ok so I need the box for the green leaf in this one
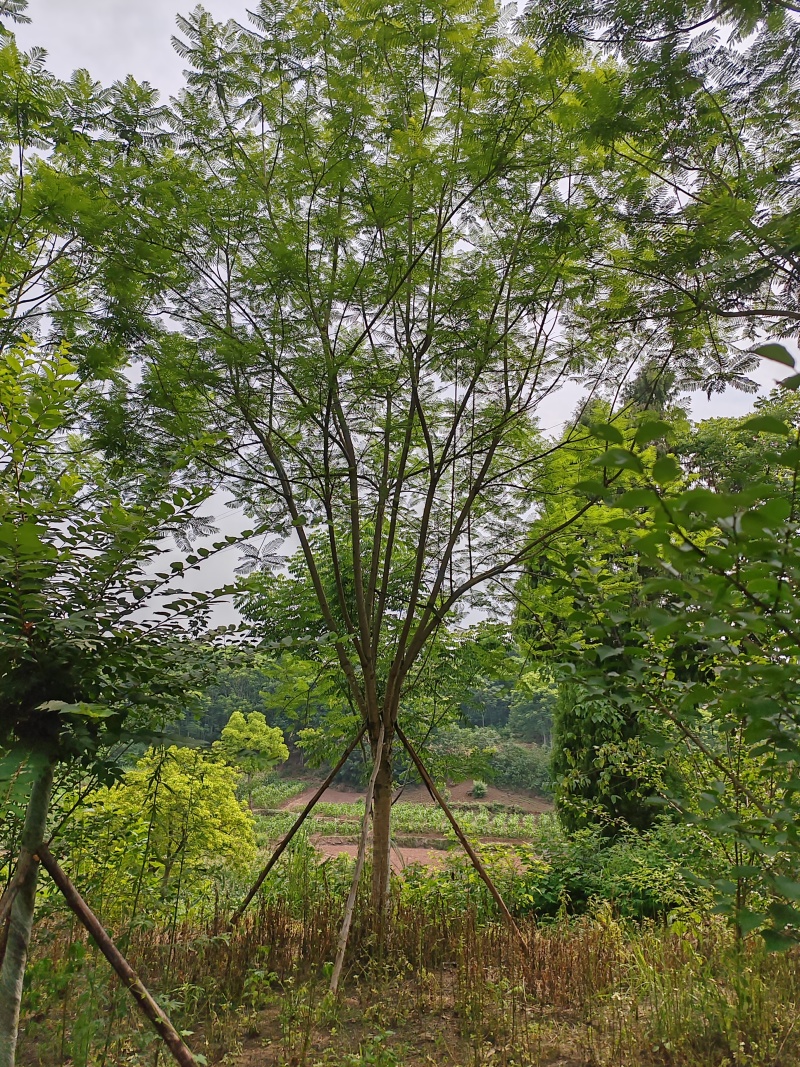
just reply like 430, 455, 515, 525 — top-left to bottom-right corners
780, 374, 800, 390
772, 877, 800, 902
753, 343, 795, 368
741, 415, 790, 435
768, 901, 800, 927
634, 420, 673, 446
618, 488, 661, 510
593, 447, 643, 473
735, 909, 765, 935
604, 516, 637, 530
651, 455, 682, 485
589, 422, 624, 445
762, 929, 797, 952
616, 488, 658, 509
572, 478, 609, 497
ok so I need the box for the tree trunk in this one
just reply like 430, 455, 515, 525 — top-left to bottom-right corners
0, 764, 53, 1067
331, 722, 384, 994
370, 730, 393, 941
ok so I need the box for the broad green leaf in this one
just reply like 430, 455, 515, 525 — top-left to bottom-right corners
741, 415, 790, 435
651, 455, 682, 485
772, 876, 800, 902
735, 909, 765, 935
634, 420, 673, 446
616, 488, 658, 508
753, 343, 795, 368
593, 447, 643, 473
589, 422, 624, 445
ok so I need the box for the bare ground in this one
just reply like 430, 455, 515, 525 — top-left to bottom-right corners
281, 780, 553, 814
229, 981, 595, 1067
312, 839, 449, 871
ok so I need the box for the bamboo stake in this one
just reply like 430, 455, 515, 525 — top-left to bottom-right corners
330, 722, 385, 994
231, 723, 367, 925
35, 844, 199, 1067
396, 725, 526, 946
0, 850, 34, 931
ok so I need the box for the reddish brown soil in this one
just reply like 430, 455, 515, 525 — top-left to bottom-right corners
314, 839, 449, 870
397, 779, 553, 813
282, 780, 553, 814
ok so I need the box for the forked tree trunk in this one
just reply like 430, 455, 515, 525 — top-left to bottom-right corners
0, 764, 53, 1067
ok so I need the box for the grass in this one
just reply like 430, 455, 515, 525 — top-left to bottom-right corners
13, 774, 795, 1067
248, 776, 309, 810
16, 838, 800, 1067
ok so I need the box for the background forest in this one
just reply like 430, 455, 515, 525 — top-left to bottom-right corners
2, 0, 800, 1064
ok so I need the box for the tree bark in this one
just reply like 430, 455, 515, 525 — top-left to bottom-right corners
369, 726, 393, 939
0, 853, 34, 935
0, 764, 53, 1067
330, 723, 384, 994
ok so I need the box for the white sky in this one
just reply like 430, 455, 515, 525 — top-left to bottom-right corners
13, 1, 789, 614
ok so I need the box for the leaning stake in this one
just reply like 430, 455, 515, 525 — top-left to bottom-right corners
0, 850, 34, 933
231, 723, 367, 925
396, 725, 526, 945
35, 844, 199, 1067
330, 721, 385, 994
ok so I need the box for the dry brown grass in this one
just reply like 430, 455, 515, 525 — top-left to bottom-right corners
17, 880, 800, 1067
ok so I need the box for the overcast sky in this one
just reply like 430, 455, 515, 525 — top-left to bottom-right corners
12, 1, 789, 614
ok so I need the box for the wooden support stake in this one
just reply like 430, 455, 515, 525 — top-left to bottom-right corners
36, 844, 199, 1067
231, 723, 368, 925
396, 725, 526, 946
330, 722, 384, 994
0, 849, 34, 930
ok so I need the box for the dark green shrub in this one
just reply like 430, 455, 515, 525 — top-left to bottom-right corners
489, 740, 552, 797
552, 686, 667, 834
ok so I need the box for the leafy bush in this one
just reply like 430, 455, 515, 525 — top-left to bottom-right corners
488, 739, 552, 796
402, 815, 709, 922
427, 724, 553, 796
67, 746, 256, 923
521, 816, 711, 920
215, 711, 289, 775
471, 779, 488, 798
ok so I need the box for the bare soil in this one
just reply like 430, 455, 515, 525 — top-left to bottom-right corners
282, 780, 553, 814
397, 779, 553, 813
230, 981, 591, 1067
313, 839, 450, 870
